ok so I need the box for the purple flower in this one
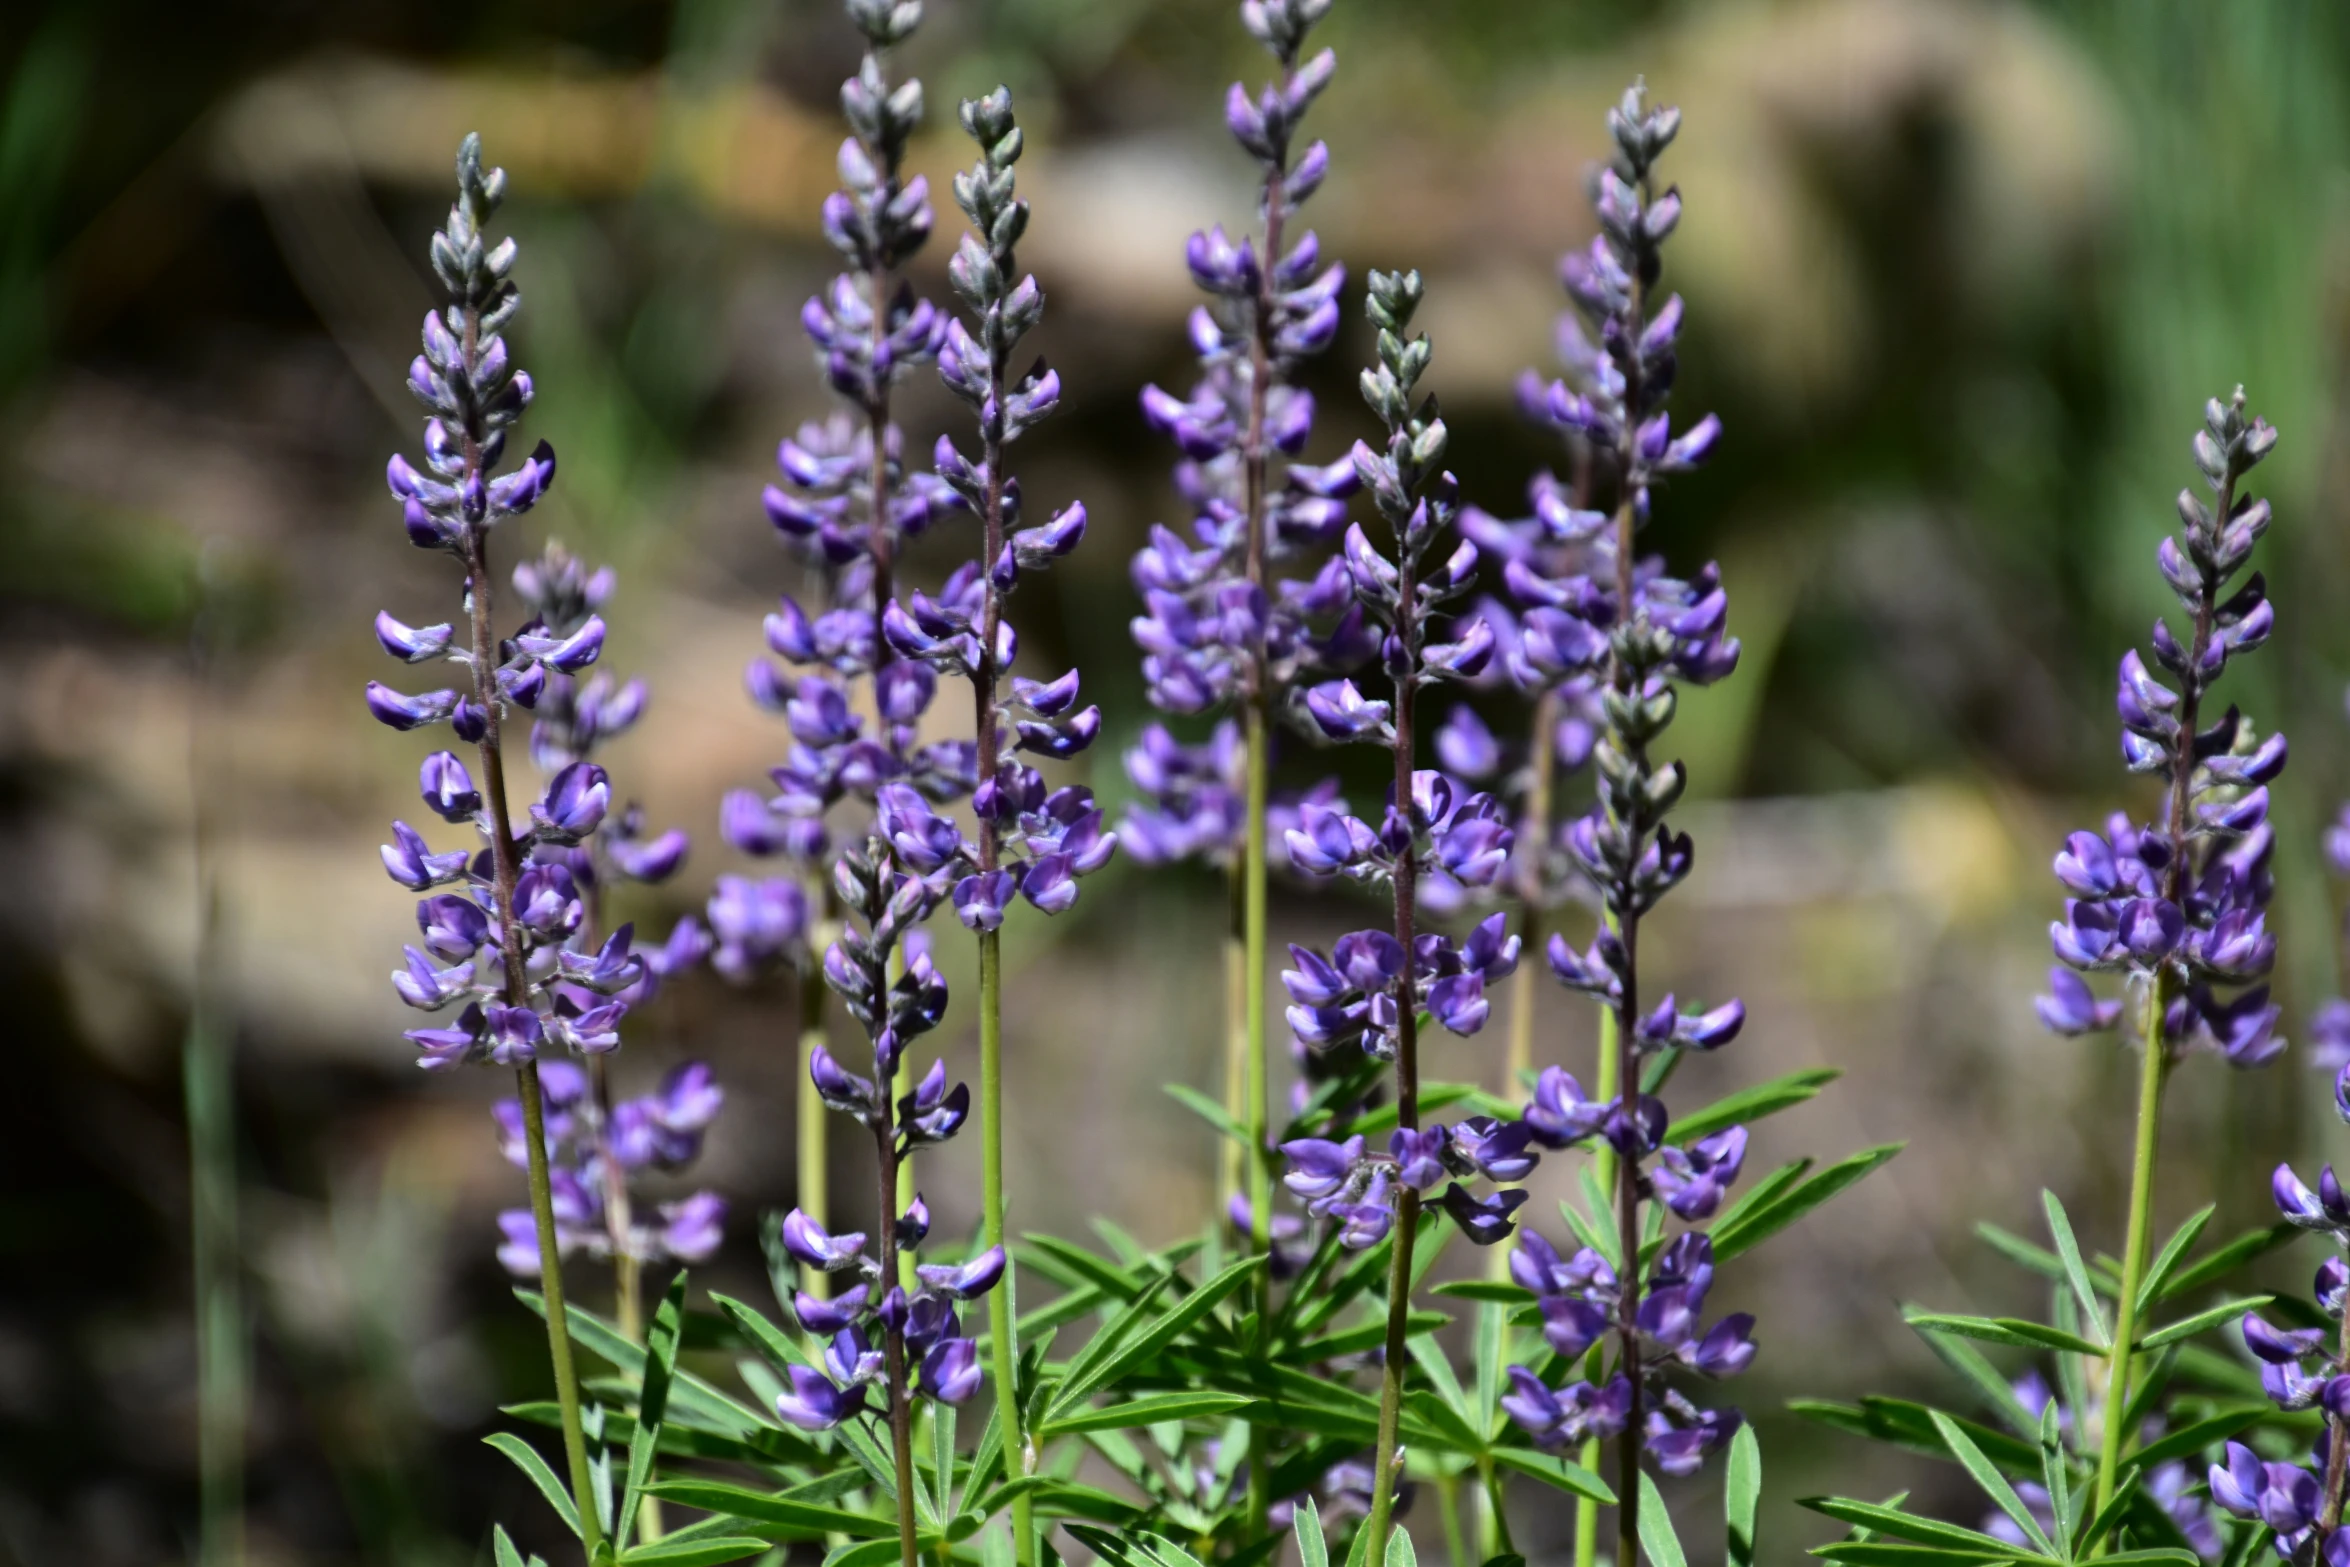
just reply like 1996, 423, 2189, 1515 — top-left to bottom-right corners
775, 1365, 867, 1431
781, 1209, 868, 1273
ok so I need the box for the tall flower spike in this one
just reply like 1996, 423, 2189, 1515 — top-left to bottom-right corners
2036, 389, 2283, 1518
1486, 87, 1750, 1565
1294, 267, 1535, 1563
729, 0, 969, 1352
794, 788, 992, 1567
367, 134, 604, 1554
1125, 0, 1360, 1406
916, 86, 1114, 1565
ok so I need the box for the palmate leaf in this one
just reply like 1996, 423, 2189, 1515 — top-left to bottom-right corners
1792, 1396, 2038, 1474
2126, 1404, 2268, 1469
517, 1288, 782, 1450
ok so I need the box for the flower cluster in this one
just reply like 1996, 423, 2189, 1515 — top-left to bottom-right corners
370, 143, 684, 1079
1502, 1232, 1752, 1474
731, 0, 969, 894
1120, 719, 1347, 874
888, 85, 1115, 933
493, 1060, 727, 1275
2035, 390, 2284, 1066
1499, 83, 1752, 1493
771, 788, 1002, 1426
1283, 905, 1520, 1057
1280, 1114, 1537, 1250
1126, 0, 1356, 729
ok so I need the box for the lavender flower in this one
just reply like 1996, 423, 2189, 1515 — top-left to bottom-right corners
1492, 84, 1750, 1509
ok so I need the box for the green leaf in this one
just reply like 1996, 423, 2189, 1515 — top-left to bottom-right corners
1021, 1234, 1156, 1301
1974, 1222, 2068, 1285
485, 1432, 583, 1539
1040, 1391, 1257, 1436
620, 1272, 690, 1543
2138, 1296, 2271, 1351
1712, 1144, 1903, 1262
2126, 1405, 2268, 1469
1295, 1497, 1329, 1567
1638, 1474, 1687, 1567
2072, 1464, 2143, 1557
1473, 1300, 1505, 1442
1906, 1313, 2105, 1356
707, 1294, 899, 1500
1929, 1410, 2052, 1556
1056, 1255, 1256, 1408
2159, 1224, 2297, 1303
825, 1540, 920, 1567
1348, 1083, 1511, 1138
1343, 1510, 1376, 1567
1165, 1083, 1247, 1144
1571, 1167, 1620, 1270
2219, 1525, 2273, 1567
1727, 1423, 1760, 1567
617, 1539, 772, 1567
1289, 1310, 1452, 1366
1430, 1281, 1534, 1306
1667, 1067, 1840, 1143
1026, 1482, 1148, 1523
494, 1524, 530, 1567
1797, 1498, 2023, 1557
643, 1480, 896, 1540
1489, 1445, 1615, 1504
2093, 1555, 2202, 1566
1386, 1522, 1418, 1567
1902, 1311, 2040, 1435
2037, 1400, 2074, 1548
2040, 1192, 2110, 1347
517, 1289, 777, 1445
1810, 1546, 2020, 1566
2136, 1205, 2216, 1312
1710, 1159, 1813, 1240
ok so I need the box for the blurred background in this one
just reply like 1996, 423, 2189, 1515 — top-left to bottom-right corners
4, 0, 2349, 1561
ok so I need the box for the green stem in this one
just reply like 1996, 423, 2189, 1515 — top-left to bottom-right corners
1242, 700, 1273, 1542
979, 929, 1035, 1565
1482, 1459, 1515, 1556
1572, 986, 1620, 1567
2094, 968, 2170, 1517
1365, 1194, 1423, 1560
186, 588, 245, 1567
798, 958, 832, 1301
1222, 870, 1247, 1213
874, 1113, 922, 1567
1438, 1472, 1468, 1567
518, 1062, 604, 1557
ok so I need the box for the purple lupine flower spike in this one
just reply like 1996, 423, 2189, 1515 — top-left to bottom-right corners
2035, 389, 2282, 1066
1486, 84, 1756, 1498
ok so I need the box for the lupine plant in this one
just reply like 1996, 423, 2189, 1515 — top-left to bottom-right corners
367, 133, 610, 1554
726, 0, 964, 1296
1798, 396, 2292, 1567
347, 19, 2319, 1567
1129, 0, 1358, 1271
